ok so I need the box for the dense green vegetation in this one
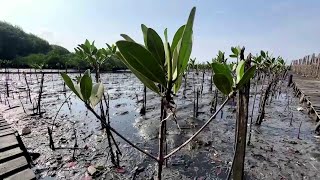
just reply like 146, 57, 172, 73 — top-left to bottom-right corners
0, 21, 126, 71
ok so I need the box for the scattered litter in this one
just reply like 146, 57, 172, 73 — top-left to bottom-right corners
87, 165, 97, 175
297, 107, 304, 111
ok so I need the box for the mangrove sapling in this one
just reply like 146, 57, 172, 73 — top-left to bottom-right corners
116, 7, 197, 179
61, 72, 158, 160
256, 56, 286, 125
75, 41, 121, 167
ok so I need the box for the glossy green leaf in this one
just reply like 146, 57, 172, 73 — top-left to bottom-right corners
164, 29, 172, 81
106, 43, 112, 50
120, 34, 135, 42
90, 83, 104, 107
115, 52, 160, 94
171, 25, 185, 53
213, 73, 233, 95
61, 73, 81, 99
236, 65, 256, 89
80, 74, 92, 101
236, 60, 245, 83
141, 24, 148, 45
229, 54, 237, 58
172, 40, 180, 80
146, 28, 165, 66
164, 28, 168, 42
231, 47, 238, 55
211, 62, 233, 84
85, 39, 90, 48
177, 7, 196, 76
116, 40, 166, 86
74, 84, 83, 100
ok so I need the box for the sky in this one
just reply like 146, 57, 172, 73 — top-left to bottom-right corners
1, 0, 320, 63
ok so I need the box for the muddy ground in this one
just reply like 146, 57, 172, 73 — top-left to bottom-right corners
0, 70, 320, 180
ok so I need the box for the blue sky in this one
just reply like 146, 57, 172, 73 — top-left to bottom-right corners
1, 0, 319, 62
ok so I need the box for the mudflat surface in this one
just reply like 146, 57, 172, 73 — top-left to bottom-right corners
0, 70, 320, 179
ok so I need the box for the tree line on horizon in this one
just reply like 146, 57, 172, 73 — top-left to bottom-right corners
0, 21, 126, 71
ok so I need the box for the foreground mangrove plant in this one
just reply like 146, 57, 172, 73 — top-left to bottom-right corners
61, 7, 258, 180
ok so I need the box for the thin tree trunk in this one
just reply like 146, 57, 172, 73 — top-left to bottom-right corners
256, 81, 273, 125
157, 98, 166, 180
233, 53, 251, 180
24, 73, 32, 103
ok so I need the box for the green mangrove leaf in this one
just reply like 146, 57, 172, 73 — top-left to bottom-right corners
61, 73, 81, 99
173, 74, 183, 94
177, 7, 196, 76
236, 65, 256, 89
90, 83, 104, 107
172, 40, 180, 80
213, 73, 233, 95
120, 34, 135, 42
236, 60, 245, 83
231, 47, 238, 55
74, 84, 83, 100
146, 28, 165, 66
115, 52, 160, 94
164, 28, 172, 78
80, 74, 92, 101
141, 24, 148, 45
171, 25, 185, 53
164, 28, 168, 42
116, 40, 166, 86
211, 62, 233, 84
85, 39, 91, 48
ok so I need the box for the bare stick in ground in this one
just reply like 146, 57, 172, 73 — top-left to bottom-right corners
298, 121, 303, 139
18, 92, 26, 114
37, 73, 44, 116
23, 72, 32, 103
